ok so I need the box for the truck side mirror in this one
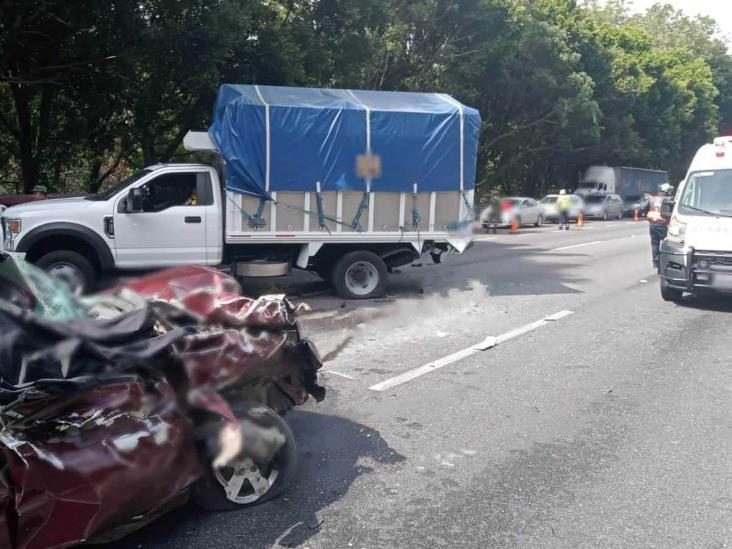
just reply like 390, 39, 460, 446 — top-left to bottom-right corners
126, 188, 144, 213
661, 199, 675, 221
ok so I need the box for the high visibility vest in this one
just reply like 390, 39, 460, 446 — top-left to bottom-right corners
557, 196, 571, 211
647, 195, 667, 224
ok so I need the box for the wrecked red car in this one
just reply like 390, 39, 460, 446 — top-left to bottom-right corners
0, 255, 324, 548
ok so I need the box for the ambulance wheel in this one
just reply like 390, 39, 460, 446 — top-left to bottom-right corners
660, 279, 683, 302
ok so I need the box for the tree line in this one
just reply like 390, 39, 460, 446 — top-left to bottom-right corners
1, 0, 730, 199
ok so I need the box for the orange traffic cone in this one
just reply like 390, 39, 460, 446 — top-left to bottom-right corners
577, 212, 584, 227
510, 216, 519, 234
634, 209, 639, 222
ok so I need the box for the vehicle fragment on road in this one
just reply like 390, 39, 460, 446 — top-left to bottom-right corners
0, 254, 325, 548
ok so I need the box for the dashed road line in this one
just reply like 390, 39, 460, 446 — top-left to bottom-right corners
368, 310, 575, 392
551, 240, 604, 252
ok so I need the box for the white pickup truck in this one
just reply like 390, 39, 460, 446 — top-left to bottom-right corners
1, 85, 480, 299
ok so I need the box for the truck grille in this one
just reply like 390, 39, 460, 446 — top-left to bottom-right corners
694, 251, 732, 268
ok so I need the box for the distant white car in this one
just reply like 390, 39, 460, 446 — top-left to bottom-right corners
492, 197, 544, 227
540, 194, 584, 222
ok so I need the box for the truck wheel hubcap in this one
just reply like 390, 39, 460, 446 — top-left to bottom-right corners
47, 263, 85, 296
345, 261, 379, 296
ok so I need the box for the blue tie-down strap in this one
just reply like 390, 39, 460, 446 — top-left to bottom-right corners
351, 192, 370, 232
461, 192, 474, 221
227, 194, 268, 229
315, 190, 330, 233
247, 197, 267, 229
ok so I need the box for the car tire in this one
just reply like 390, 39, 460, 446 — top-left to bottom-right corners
35, 250, 96, 296
332, 250, 387, 299
193, 402, 297, 512
660, 279, 683, 303
534, 215, 543, 227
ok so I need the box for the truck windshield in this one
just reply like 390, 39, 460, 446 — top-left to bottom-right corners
679, 170, 732, 217
576, 182, 597, 189
85, 170, 151, 201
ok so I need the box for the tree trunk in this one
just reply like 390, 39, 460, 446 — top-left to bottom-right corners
10, 84, 40, 193
9, 83, 54, 193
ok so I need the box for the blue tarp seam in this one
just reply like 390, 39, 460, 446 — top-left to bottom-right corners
253, 85, 271, 192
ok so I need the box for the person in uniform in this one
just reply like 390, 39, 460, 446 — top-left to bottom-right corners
647, 183, 674, 270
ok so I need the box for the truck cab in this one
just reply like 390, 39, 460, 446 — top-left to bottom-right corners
659, 136, 732, 301
1, 164, 223, 293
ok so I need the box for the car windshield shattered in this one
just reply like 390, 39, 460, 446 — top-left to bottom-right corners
679, 170, 732, 216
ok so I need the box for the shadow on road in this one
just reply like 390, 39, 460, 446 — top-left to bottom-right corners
386, 241, 590, 299
676, 293, 732, 312
109, 410, 405, 549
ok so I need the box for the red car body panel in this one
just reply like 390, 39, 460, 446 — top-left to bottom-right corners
2, 378, 199, 549
0, 195, 79, 208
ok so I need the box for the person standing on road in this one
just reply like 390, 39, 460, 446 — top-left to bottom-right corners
557, 189, 571, 230
487, 194, 501, 233
647, 183, 674, 270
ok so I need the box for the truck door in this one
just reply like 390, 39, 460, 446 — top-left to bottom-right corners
113, 170, 215, 268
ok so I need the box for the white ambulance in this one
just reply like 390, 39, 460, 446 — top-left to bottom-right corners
659, 136, 732, 301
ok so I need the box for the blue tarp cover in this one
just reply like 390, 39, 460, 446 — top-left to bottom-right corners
209, 85, 481, 198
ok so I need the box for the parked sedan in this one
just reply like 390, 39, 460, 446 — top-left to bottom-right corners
582, 193, 624, 220
480, 197, 544, 229
622, 193, 651, 216
540, 194, 584, 222
498, 197, 545, 227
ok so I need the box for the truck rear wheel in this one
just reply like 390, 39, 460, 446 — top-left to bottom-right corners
332, 251, 387, 299
35, 250, 96, 296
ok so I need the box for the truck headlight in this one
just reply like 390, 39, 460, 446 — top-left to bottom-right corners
6, 219, 21, 234
2, 218, 20, 252
667, 216, 686, 243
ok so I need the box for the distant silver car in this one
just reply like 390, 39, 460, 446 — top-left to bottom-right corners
540, 194, 584, 222
582, 193, 624, 220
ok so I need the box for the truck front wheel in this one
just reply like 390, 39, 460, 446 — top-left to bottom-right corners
35, 250, 96, 296
660, 278, 683, 303
332, 251, 387, 300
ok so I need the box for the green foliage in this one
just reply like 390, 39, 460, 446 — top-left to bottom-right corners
0, 0, 728, 195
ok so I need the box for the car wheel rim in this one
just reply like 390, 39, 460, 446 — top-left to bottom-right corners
214, 456, 279, 505
47, 263, 85, 296
345, 261, 379, 296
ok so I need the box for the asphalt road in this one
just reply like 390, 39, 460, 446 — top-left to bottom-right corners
112, 219, 732, 549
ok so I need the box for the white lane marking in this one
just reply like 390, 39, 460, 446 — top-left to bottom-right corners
368, 311, 574, 392
545, 310, 575, 321
551, 241, 604, 252
473, 235, 498, 241
323, 370, 355, 380
555, 226, 594, 232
